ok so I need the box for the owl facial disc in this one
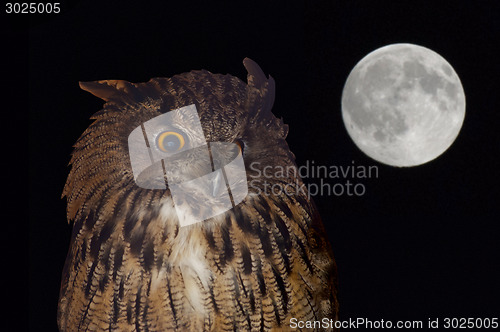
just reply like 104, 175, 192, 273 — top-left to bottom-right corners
128, 104, 248, 227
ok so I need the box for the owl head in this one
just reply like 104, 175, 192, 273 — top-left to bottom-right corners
63, 58, 297, 225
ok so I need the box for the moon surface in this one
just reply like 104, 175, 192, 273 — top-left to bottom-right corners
341, 43, 466, 167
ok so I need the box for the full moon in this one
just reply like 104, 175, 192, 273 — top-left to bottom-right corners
341, 43, 466, 167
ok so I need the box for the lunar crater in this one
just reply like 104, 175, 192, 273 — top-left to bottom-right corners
342, 43, 465, 167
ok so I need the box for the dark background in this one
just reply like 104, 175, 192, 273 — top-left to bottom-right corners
20, 0, 500, 330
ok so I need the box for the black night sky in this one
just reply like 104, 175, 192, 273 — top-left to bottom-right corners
19, 0, 500, 330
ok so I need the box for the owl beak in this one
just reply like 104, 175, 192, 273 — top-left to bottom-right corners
211, 170, 224, 197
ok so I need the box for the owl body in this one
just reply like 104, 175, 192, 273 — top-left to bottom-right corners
58, 59, 338, 331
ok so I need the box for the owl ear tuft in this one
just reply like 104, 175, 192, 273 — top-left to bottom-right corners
79, 80, 141, 102
243, 58, 276, 116
244, 58, 268, 90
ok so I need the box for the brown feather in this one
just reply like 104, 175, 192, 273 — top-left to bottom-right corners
58, 59, 338, 331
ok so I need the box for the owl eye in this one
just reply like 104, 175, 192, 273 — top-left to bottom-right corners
235, 139, 245, 156
157, 131, 186, 152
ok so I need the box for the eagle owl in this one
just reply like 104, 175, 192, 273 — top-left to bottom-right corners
58, 58, 338, 331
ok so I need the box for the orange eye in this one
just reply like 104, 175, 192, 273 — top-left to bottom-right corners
235, 139, 244, 156
157, 131, 185, 152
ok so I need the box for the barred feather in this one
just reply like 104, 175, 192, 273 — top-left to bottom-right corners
58, 58, 338, 331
